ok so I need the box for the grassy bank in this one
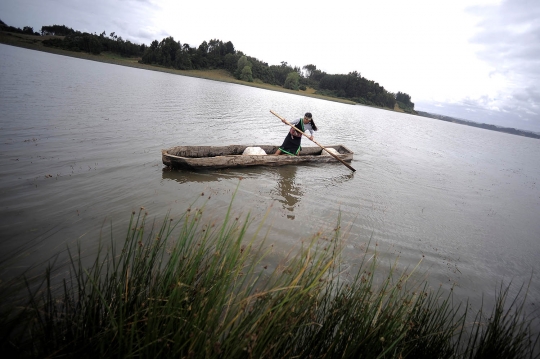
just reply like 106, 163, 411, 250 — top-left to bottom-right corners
0, 31, 356, 106
1, 192, 538, 358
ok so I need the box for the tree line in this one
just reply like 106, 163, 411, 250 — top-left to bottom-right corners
1, 20, 414, 112
138, 35, 414, 112
0, 19, 40, 36
40, 25, 146, 57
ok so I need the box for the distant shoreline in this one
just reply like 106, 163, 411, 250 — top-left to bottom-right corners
0, 31, 356, 106
416, 111, 540, 140
2, 31, 538, 140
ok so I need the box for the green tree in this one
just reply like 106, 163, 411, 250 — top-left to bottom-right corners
270, 61, 295, 86
198, 40, 209, 55
247, 56, 275, 84
224, 53, 240, 73
183, 43, 193, 53
141, 47, 156, 64
284, 71, 300, 90
41, 24, 76, 36
174, 49, 192, 70
240, 66, 253, 82
395, 91, 415, 112
225, 41, 235, 54
236, 55, 252, 79
87, 36, 102, 55
396, 92, 412, 105
159, 36, 181, 65
303, 64, 317, 78
190, 52, 208, 69
207, 39, 224, 68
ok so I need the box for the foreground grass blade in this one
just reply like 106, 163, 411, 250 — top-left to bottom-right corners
0, 193, 538, 358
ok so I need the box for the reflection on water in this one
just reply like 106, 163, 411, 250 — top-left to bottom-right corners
272, 166, 303, 220
162, 165, 305, 219
162, 164, 355, 221
162, 168, 225, 183
161, 166, 270, 183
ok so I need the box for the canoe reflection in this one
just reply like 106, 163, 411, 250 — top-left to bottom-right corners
162, 166, 354, 221
162, 167, 227, 183
161, 166, 267, 184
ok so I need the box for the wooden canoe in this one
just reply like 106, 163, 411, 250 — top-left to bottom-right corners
162, 145, 354, 170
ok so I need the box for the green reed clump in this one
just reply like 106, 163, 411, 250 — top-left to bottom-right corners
1, 198, 538, 358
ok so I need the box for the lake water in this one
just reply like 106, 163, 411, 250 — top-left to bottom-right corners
1, 44, 539, 318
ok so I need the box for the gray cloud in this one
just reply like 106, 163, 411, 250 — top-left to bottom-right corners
461, 0, 540, 131
417, 79, 540, 133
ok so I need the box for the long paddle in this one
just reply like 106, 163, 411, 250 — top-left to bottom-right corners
270, 110, 356, 172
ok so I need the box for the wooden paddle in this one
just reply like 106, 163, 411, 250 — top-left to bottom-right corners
270, 110, 356, 172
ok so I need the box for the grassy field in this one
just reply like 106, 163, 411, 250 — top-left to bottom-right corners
0, 31, 356, 106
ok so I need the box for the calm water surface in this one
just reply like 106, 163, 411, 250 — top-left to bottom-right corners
1, 44, 539, 316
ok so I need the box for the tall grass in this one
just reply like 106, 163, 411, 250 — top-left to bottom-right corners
1, 195, 538, 358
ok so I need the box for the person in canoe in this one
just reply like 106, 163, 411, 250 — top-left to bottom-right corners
274, 112, 318, 155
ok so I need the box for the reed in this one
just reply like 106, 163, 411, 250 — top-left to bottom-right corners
1, 196, 538, 358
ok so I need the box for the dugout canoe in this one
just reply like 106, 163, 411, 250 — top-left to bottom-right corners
162, 145, 354, 170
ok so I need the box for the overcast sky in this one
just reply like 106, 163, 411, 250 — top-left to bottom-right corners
2, 0, 539, 132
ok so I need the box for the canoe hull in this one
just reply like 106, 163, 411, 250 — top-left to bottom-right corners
162, 145, 353, 170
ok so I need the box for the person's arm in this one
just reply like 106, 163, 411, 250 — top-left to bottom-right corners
307, 125, 314, 140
